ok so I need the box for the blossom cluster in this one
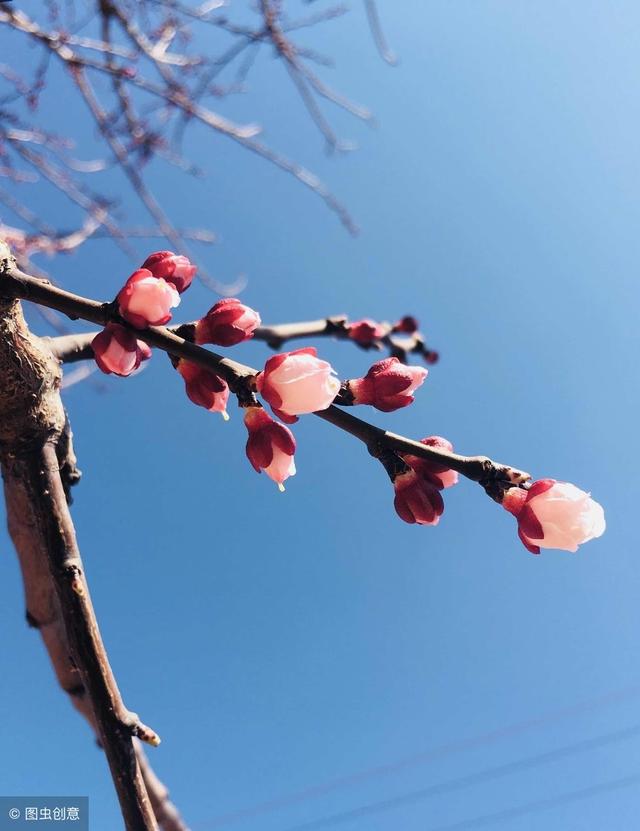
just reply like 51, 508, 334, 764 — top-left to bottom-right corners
92, 251, 193, 376
346, 315, 439, 364
90, 253, 606, 554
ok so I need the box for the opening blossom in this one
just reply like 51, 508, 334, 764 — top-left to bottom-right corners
347, 319, 386, 347
117, 269, 180, 329
256, 347, 340, 420
142, 251, 197, 294
177, 360, 230, 419
92, 324, 152, 377
502, 479, 606, 554
393, 469, 445, 526
402, 436, 459, 489
244, 406, 296, 491
348, 357, 427, 412
196, 298, 261, 347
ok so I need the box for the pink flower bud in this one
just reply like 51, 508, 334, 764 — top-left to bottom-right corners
393, 315, 419, 334
347, 319, 386, 346
92, 324, 151, 376
196, 298, 261, 347
177, 359, 230, 419
502, 479, 606, 554
349, 357, 427, 412
117, 268, 180, 328
402, 436, 459, 489
393, 469, 444, 526
256, 347, 341, 418
142, 250, 197, 294
244, 406, 296, 490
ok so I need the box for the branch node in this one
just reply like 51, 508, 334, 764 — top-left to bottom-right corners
477, 459, 532, 502
367, 441, 408, 480
126, 713, 162, 748
25, 609, 41, 629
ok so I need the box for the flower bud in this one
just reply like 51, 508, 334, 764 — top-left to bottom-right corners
347, 319, 386, 346
177, 359, 229, 419
195, 298, 261, 347
402, 436, 458, 489
92, 324, 151, 376
348, 357, 427, 412
393, 470, 444, 526
117, 268, 180, 328
141, 250, 197, 294
393, 315, 419, 334
244, 406, 296, 490
256, 347, 340, 418
502, 479, 606, 554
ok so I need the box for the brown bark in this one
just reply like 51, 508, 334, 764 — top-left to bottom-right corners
0, 241, 188, 831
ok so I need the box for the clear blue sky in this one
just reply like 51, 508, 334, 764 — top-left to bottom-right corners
1, 2, 638, 829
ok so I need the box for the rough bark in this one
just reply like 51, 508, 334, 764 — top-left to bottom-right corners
0, 241, 188, 831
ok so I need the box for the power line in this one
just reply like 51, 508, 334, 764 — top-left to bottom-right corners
195, 683, 640, 829
420, 773, 640, 831
278, 725, 640, 831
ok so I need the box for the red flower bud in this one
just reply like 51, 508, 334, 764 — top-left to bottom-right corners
244, 406, 296, 490
142, 250, 197, 294
177, 360, 229, 419
195, 298, 261, 347
348, 357, 427, 412
393, 315, 419, 334
402, 436, 458, 490
393, 470, 444, 526
347, 319, 386, 346
117, 268, 180, 328
92, 324, 151, 376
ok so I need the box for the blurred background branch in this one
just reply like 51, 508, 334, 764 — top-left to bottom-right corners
0, 1, 396, 280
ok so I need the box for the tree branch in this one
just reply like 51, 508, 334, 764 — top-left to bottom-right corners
363, 0, 398, 66
135, 741, 190, 831
0, 241, 189, 831
16, 441, 159, 829
0, 254, 530, 490
0, 4, 359, 236
44, 313, 438, 366
44, 319, 351, 362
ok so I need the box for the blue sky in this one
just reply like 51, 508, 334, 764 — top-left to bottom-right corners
1, 2, 639, 829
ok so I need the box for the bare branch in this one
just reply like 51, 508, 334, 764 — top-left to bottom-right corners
136, 741, 191, 831
1, 0, 374, 250
259, 0, 371, 152
363, 0, 398, 66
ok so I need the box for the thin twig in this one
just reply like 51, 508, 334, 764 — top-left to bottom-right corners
363, 0, 398, 66
0, 4, 360, 236
45, 313, 438, 366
